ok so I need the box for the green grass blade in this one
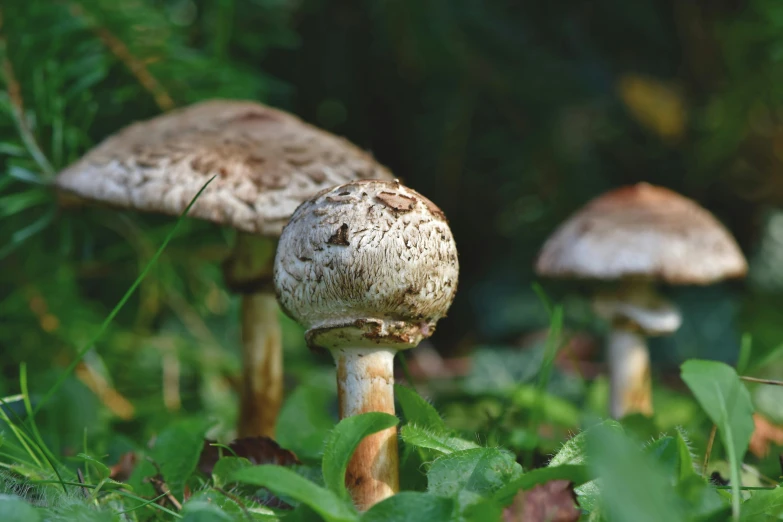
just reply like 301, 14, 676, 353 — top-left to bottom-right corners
33, 176, 216, 415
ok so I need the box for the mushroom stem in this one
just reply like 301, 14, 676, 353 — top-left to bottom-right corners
238, 293, 283, 438
333, 347, 399, 511
607, 329, 652, 418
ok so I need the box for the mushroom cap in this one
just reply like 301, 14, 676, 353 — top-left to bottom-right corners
535, 183, 748, 284
274, 180, 459, 350
55, 99, 394, 237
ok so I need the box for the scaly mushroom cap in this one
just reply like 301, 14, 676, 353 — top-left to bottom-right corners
55, 99, 393, 236
274, 180, 459, 350
535, 183, 748, 284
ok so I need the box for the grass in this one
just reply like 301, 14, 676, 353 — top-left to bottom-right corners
0, 230, 780, 521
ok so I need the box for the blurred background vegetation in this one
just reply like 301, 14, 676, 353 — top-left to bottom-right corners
3, 0, 783, 482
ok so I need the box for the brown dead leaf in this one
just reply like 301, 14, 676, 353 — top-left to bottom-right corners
749, 413, 783, 458
109, 452, 137, 482
503, 480, 580, 522
198, 436, 300, 475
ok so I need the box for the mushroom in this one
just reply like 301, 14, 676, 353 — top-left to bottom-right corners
273, 180, 459, 510
535, 183, 747, 418
54, 99, 394, 437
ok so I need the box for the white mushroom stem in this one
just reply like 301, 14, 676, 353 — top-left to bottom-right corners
607, 329, 653, 418
239, 293, 283, 438
225, 233, 284, 438
593, 280, 681, 419
333, 347, 399, 511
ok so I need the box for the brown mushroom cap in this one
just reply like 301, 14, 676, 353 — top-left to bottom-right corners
535, 183, 748, 284
55, 99, 394, 236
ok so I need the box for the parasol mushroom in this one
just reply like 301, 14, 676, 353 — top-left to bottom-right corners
535, 182, 747, 418
55, 99, 394, 437
274, 180, 459, 510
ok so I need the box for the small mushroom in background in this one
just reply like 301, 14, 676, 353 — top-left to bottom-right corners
535, 183, 747, 418
54, 99, 394, 437
274, 180, 459, 510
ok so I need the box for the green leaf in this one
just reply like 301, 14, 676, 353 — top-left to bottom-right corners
494, 464, 591, 506
395, 385, 446, 432
0, 495, 40, 522
548, 419, 623, 467
740, 487, 783, 520
644, 430, 698, 483
232, 465, 358, 522
400, 424, 480, 455
362, 492, 455, 521
427, 448, 523, 512
276, 384, 336, 461
181, 500, 236, 522
681, 359, 755, 520
188, 489, 275, 518
211, 457, 252, 489
322, 412, 399, 501
75, 453, 111, 480
152, 418, 211, 501
586, 423, 687, 522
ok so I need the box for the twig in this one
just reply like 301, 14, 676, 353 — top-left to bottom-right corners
76, 468, 90, 499
146, 476, 183, 510
741, 375, 783, 386
0, 8, 56, 178
75, 361, 136, 420
69, 2, 175, 111
702, 424, 717, 477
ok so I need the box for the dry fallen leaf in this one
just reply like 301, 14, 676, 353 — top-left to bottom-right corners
502, 480, 581, 522
749, 412, 783, 458
198, 436, 300, 475
109, 452, 137, 481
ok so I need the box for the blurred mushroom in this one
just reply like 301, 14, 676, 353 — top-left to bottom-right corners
535, 183, 747, 418
55, 99, 393, 437
274, 180, 459, 510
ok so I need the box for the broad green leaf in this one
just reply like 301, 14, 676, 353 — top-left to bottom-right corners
187, 490, 277, 519
362, 492, 455, 521
676, 475, 728, 521
494, 464, 591, 506
400, 425, 480, 455
427, 448, 523, 512
181, 500, 235, 522
211, 457, 252, 489
0, 495, 40, 522
681, 359, 754, 520
277, 384, 336, 461
586, 423, 687, 522
395, 385, 446, 432
232, 465, 358, 522
322, 412, 399, 501
644, 430, 698, 483
646, 433, 725, 518
152, 418, 211, 500
740, 487, 783, 520
548, 419, 623, 467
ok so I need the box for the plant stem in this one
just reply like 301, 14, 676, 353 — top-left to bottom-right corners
238, 293, 283, 438
607, 329, 652, 418
333, 347, 399, 511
